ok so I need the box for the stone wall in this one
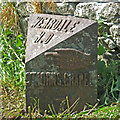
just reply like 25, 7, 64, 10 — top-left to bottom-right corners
17, 2, 120, 60
74, 2, 120, 60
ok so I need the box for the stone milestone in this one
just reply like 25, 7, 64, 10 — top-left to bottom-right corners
25, 14, 98, 113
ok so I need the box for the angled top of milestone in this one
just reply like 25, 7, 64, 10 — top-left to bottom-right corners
25, 14, 97, 63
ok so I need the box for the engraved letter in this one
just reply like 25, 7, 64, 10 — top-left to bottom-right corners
70, 21, 80, 32
44, 33, 54, 44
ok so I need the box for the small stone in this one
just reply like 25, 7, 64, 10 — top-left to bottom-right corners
110, 25, 120, 47
98, 37, 116, 49
103, 51, 119, 60
117, 53, 120, 59
104, 38, 116, 49
110, 24, 120, 37
56, 3, 76, 15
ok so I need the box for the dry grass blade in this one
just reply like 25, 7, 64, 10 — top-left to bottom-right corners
59, 97, 80, 117
86, 101, 99, 115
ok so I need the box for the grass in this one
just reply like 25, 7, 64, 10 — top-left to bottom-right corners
1, 77, 25, 119
1, 80, 120, 119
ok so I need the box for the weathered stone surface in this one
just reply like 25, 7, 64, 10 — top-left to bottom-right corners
74, 2, 120, 61
55, 3, 76, 15
74, 2, 120, 23
100, 3, 120, 23
74, 2, 99, 20
26, 2, 76, 15
25, 14, 97, 113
